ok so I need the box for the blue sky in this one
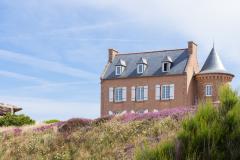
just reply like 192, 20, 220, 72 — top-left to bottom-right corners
0, 0, 239, 121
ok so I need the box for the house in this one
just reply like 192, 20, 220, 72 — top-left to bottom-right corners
100, 41, 234, 117
0, 103, 22, 116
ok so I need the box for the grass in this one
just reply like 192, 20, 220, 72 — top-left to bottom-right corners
44, 119, 60, 124
0, 107, 193, 160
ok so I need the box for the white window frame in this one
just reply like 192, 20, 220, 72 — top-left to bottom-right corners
137, 64, 144, 74
162, 62, 170, 72
115, 66, 124, 75
161, 85, 170, 100
114, 87, 123, 102
161, 84, 174, 100
205, 85, 213, 97
136, 86, 145, 101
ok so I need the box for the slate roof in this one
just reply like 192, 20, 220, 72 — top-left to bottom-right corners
102, 49, 189, 80
137, 57, 148, 64
199, 47, 233, 75
116, 59, 127, 66
162, 56, 173, 63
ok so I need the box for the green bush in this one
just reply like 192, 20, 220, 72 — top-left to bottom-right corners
135, 85, 240, 160
44, 119, 60, 124
0, 113, 35, 126
135, 140, 175, 160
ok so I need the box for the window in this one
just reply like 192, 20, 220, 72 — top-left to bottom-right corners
162, 85, 170, 100
136, 86, 145, 101
115, 66, 124, 75
114, 88, 123, 102
137, 64, 144, 74
113, 87, 126, 102
162, 62, 170, 72
205, 85, 213, 97
115, 66, 121, 75
161, 84, 174, 100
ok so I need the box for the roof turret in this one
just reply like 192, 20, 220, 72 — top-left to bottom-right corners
199, 47, 232, 75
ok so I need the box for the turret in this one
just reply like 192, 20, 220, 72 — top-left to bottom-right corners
195, 46, 234, 104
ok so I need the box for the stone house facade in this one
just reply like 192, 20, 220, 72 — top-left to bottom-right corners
100, 41, 234, 117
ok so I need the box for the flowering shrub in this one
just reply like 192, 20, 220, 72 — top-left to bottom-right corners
58, 118, 92, 133
33, 121, 64, 133
119, 107, 196, 122
92, 115, 113, 125
0, 106, 197, 159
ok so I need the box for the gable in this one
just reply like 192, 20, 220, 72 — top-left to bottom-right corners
102, 49, 189, 80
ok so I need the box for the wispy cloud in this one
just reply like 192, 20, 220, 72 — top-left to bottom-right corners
0, 49, 98, 80
0, 95, 99, 121
0, 70, 47, 84
16, 80, 98, 93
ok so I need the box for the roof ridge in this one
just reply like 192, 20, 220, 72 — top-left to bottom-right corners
118, 48, 187, 56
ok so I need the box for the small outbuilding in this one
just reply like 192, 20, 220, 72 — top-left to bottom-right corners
0, 103, 22, 116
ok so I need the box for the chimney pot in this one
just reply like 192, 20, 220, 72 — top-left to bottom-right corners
108, 49, 118, 63
188, 41, 197, 55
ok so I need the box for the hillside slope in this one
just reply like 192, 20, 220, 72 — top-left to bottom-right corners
0, 107, 193, 160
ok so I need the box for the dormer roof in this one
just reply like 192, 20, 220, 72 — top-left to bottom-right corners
199, 47, 232, 75
162, 56, 173, 63
102, 48, 189, 79
137, 57, 147, 64
116, 59, 126, 66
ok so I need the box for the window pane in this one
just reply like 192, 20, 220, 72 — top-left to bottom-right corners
115, 88, 123, 101
136, 88, 139, 100
116, 66, 123, 75
162, 86, 166, 99
162, 85, 171, 99
206, 85, 212, 96
136, 87, 144, 101
166, 86, 170, 99
164, 63, 167, 71
138, 64, 144, 73
141, 87, 144, 100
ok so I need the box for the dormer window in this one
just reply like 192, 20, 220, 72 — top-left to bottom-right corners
162, 56, 173, 72
137, 57, 147, 74
115, 59, 126, 76
137, 64, 144, 74
116, 66, 124, 75
162, 62, 171, 72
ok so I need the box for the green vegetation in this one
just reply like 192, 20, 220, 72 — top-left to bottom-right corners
0, 85, 238, 159
136, 85, 240, 160
44, 119, 60, 124
0, 116, 180, 160
0, 113, 35, 127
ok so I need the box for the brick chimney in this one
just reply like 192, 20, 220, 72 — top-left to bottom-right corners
108, 48, 118, 63
188, 41, 197, 55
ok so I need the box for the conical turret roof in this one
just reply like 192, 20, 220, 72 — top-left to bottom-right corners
200, 47, 232, 75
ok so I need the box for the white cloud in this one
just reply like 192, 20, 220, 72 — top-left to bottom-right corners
0, 49, 98, 80
65, 0, 240, 62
